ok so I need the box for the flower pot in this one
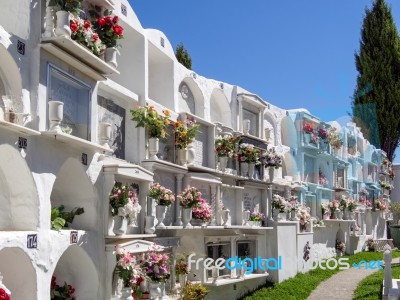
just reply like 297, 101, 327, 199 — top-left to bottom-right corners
155, 205, 167, 229
219, 156, 228, 172
268, 167, 274, 183
113, 216, 128, 235
55, 10, 71, 38
182, 207, 192, 228
187, 143, 196, 165
120, 287, 134, 300
178, 274, 187, 287
273, 209, 279, 221
48, 101, 64, 132
105, 47, 118, 68
243, 210, 250, 226
248, 163, 255, 179
145, 216, 156, 234
190, 218, 203, 226
338, 210, 344, 220
149, 281, 162, 299
304, 133, 311, 144
222, 209, 230, 226
99, 122, 112, 148
148, 137, 159, 160
333, 210, 339, 220
278, 212, 287, 221
290, 210, 298, 221
323, 214, 329, 220
177, 148, 188, 166
241, 162, 249, 177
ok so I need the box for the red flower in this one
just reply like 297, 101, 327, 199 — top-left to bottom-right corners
113, 16, 119, 24
97, 17, 106, 27
93, 33, 99, 42
0, 288, 10, 300
83, 20, 91, 30
113, 24, 123, 36
104, 16, 113, 25
70, 20, 79, 33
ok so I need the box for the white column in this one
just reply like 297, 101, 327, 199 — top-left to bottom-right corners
238, 97, 243, 132
210, 184, 218, 225
267, 184, 273, 224
43, 0, 55, 38
174, 174, 184, 225
259, 108, 265, 139
261, 189, 268, 226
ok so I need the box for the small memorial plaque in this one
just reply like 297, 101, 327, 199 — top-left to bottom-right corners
18, 137, 27, 149
27, 234, 37, 249
70, 231, 78, 244
81, 153, 88, 165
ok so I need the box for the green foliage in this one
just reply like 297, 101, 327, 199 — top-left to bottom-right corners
243, 251, 400, 300
130, 105, 171, 138
351, 0, 400, 161
181, 282, 208, 300
175, 43, 192, 70
51, 205, 84, 231
48, 0, 83, 16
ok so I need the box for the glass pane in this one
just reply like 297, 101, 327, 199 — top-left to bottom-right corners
48, 66, 91, 140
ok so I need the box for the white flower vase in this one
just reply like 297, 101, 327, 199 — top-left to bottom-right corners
148, 137, 159, 160
187, 143, 196, 165
55, 10, 71, 38
48, 100, 64, 132
268, 167, 275, 183
323, 214, 329, 220
243, 210, 250, 226
99, 122, 112, 148
243, 119, 250, 135
248, 163, 255, 179
333, 210, 340, 220
222, 209, 230, 226
241, 162, 249, 177
290, 210, 298, 221
120, 287, 134, 300
278, 212, 287, 221
380, 211, 386, 219
113, 216, 128, 236
304, 133, 311, 144
177, 148, 188, 166
178, 274, 187, 287
338, 210, 344, 220
273, 209, 279, 221
145, 216, 156, 234
182, 208, 192, 228
149, 281, 162, 299
155, 205, 167, 228
219, 156, 228, 172
350, 211, 356, 220
105, 47, 118, 68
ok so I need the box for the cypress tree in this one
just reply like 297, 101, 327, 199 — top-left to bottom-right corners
175, 42, 192, 70
352, 0, 400, 161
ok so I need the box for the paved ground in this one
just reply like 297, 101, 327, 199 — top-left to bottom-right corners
307, 257, 400, 300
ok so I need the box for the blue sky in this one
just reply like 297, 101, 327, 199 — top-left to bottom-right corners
129, 0, 400, 160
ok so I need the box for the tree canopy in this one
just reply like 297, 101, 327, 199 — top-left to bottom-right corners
175, 42, 192, 70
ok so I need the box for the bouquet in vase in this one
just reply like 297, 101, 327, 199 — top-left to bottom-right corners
178, 186, 202, 208
149, 183, 175, 206
192, 199, 212, 222
109, 182, 142, 225
272, 194, 287, 212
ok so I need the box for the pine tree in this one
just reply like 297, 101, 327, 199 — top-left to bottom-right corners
352, 0, 400, 161
175, 43, 192, 70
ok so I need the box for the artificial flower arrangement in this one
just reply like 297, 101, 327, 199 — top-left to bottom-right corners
319, 169, 328, 186
131, 105, 171, 139
0, 289, 9, 300
51, 276, 76, 300
192, 199, 212, 222
272, 194, 287, 213
70, 16, 105, 56
140, 250, 170, 283
114, 246, 144, 294
327, 127, 343, 150
346, 198, 357, 212
287, 196, 299, 212
303, 122, 314, 134
318, 127, 328, 139
178, 186, 202, 208
51, 205, 84, 231
328, 199, 340, 214
379, 181, 393, 191
174, 118, 200, 149
148, 183, 175, 206
339, 195, 348, 210
94, 14, 124, 48
214, 135, 240, 157
375, 199, 388, 211
336, 239, 346, 254
297, 205, 311, 226
175, 254, 189, 276
249, 211, 264, 221
261, 148, 282, 169
237, 143, 260, 164
321, 202, 330, 217
49, 0, 83, 16
109, 182, 142, 223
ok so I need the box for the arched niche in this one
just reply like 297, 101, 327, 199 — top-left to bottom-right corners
281, 116, 297, 149
51, 158, 98, 231
318, 160, 330, 186
264, 112, 277, 145
210, 89, 231, 127
52, 245, 100, 299
0, 44, 23, 99
178, 77, 205, 118
282, 152, 298, 180
0, 247, 36, 299
0, 144, 39, 230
